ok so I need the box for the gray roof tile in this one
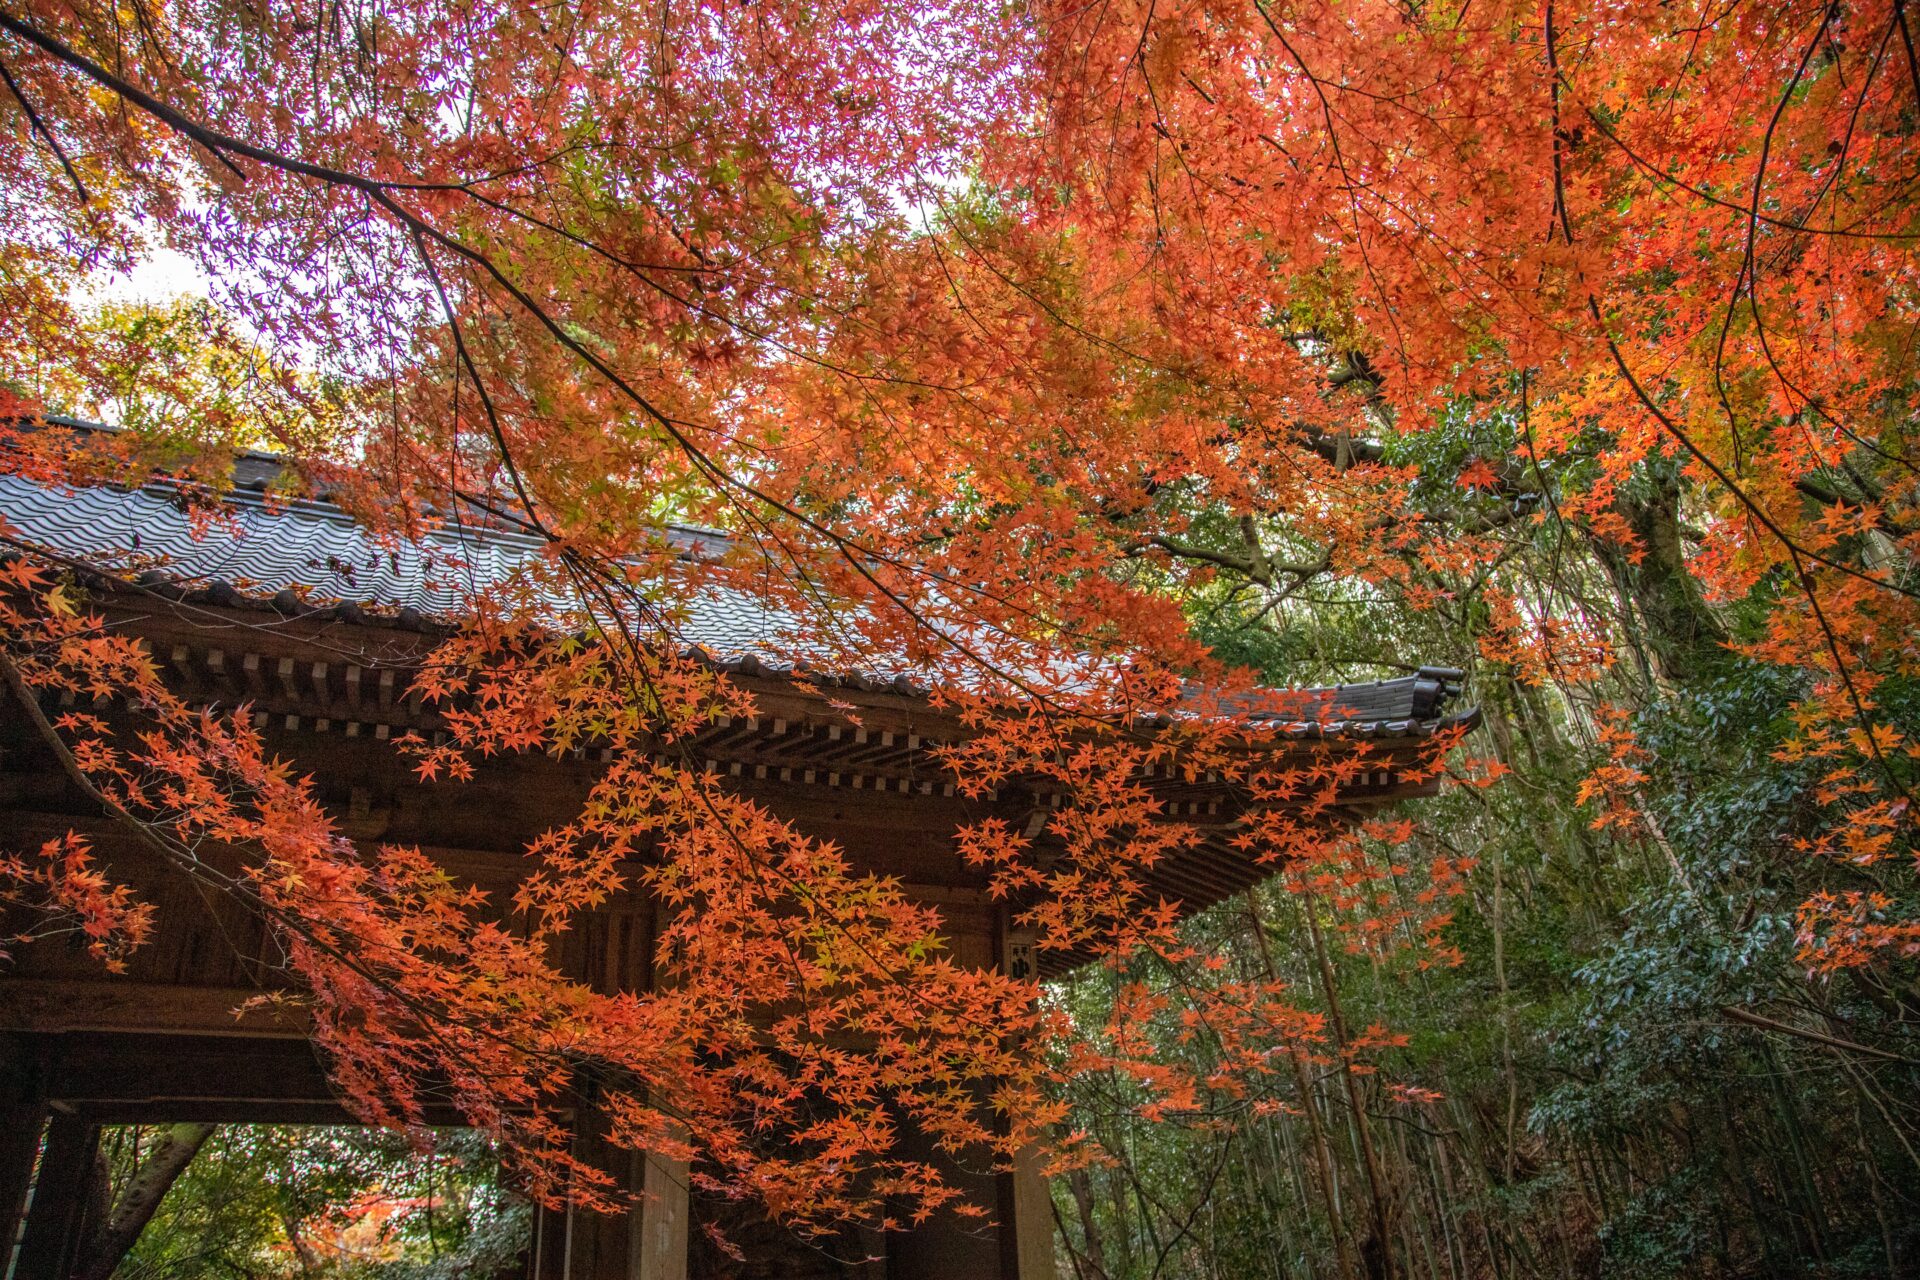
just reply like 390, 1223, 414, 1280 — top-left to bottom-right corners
0, 472, 1471, 734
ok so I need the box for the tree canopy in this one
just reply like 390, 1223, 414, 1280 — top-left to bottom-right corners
2, 0, 1917, 1269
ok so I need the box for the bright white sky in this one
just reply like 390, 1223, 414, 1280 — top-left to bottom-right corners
72, 244, 215, 309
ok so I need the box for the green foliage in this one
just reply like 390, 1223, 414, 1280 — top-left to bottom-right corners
112, 1126, 528, 1280
1055, 555, 1920, 1278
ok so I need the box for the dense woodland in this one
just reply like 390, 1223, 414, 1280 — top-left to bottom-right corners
1050, 489, 1920, 1278
3, 0, 1919, 1274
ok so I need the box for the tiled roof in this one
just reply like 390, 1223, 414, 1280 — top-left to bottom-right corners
0, 469, 1471, 733
0, 468, 771, 639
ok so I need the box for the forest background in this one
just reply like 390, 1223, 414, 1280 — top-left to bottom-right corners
2, 0, 1919, 1275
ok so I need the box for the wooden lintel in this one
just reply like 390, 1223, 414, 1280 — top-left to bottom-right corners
0, 980, 307, 1037
67, 1099, 471, 1126
30, 1031, 343, 1107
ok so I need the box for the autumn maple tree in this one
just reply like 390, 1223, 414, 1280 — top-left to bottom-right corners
1, 0, 1915, 1256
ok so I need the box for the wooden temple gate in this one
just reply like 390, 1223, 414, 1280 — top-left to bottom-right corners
0, 459, 1470, 1279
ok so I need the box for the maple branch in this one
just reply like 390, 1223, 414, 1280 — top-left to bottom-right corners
4, 458, 1040, 1183
1247, 0, 1411, 369
0, 638, 666, 1179
0, 8, 1075, 717
1545, 0, 1575, 245
1594, 319, 1920, 599
1711, 0, 1832, 480
513, 547, 1056, 1198
1795, 474, 1913, 539
0, 651, 205, 865
1539, 110, 1917, 606
451, 182, 962, 396
1898, 0, 1920, 116
1552, 26, 1920, 482
1129, 510, 1311, 576
410, 228, 552, 541
1123, 533, 1332, 594
1576, 105, 1920, 240
1591, 281, 1917, 816
554, 562, 882, 1019
1302, 429, 1386, 467
1539, 8, 1917, 823
0, 53, 89, 208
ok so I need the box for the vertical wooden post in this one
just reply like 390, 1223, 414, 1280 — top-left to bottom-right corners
520, 898, 676, 1280
525, 1199, 572, 1280
0, 1103, 48, 1279
11, 1111, 98, 1280
633, 1147, 688, 1280
1003, 919, 1055, 1280
633, 903, 688, 1280
0, 1033, 47, 1277
1008, 1143, 1055, 1280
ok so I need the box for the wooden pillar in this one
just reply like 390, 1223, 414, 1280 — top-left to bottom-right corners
521, 901, 689, 1280
633, 1147, 688, 1280
560, 1106, 679, 1280
0, 1035, 50, 1278
885, 1147, 1005, 1280
632, 904, 689, 1280
525, 1199, 571, 1280
11, 1110, 98, 1280
882, 898, 1001, 1279
530, 1139, 688, 1280
1007, 1144, 1055, 1280
1003, 921, 1055, 1280
0, 1103, 48, 1279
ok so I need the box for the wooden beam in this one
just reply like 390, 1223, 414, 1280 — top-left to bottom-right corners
68, 1100, 468, 1126
37, 1032, 340, 1107
0, 981, 306, 1038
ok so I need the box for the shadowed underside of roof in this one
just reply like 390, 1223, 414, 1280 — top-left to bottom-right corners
0, 471, 1472, 736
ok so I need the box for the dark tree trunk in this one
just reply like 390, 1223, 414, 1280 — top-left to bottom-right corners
73, 1123, 216, 1280
1592, 465, 1728, 682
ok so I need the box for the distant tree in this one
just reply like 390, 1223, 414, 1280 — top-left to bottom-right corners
93, 1126, 525, 1280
